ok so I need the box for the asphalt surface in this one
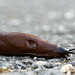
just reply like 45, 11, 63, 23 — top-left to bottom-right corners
0, 0, 75, 75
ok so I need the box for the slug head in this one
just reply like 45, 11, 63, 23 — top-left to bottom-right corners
55, 47, 75, 59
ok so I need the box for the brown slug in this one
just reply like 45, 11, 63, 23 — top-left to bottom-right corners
0, 32, 75, 59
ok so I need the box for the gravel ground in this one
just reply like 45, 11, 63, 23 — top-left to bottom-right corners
0, 0, 75, 75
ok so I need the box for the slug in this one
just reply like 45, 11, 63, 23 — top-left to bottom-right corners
0, 32, 75, 59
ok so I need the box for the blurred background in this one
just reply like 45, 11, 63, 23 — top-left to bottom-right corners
0, 0, 75, 48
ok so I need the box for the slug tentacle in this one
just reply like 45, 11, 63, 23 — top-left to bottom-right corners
67, 49, 75, 54
67, 51, 75, 54
62, 50, 75, 60
54, 47, 75, 59
69, 48, 75, 51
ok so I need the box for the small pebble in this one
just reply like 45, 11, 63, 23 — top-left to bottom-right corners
8, 19, 22, 26
32, 61, 47, 68
36, 58, 46, 61
43, 63, 53, 68
64, 11, 74, 20
22, 59, 33, 65
0, 67, 13, 73
61, 64, 75, 74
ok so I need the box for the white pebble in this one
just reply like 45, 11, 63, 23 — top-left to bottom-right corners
9, 19, 22, 26
61, 64, 74, 73
42, 25, 50, 31
47, 11, 61, 19
33, 61, 47, 66
58, 25, 64, 31
64, 11, 74, 19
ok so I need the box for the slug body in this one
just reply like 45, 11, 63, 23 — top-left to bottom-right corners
0, 32, 74, 58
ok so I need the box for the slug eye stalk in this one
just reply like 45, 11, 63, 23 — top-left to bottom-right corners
63, 49, 75, 60
68, 49, 75, 54
55, 47, 75, 59
64, 49, 75, 57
